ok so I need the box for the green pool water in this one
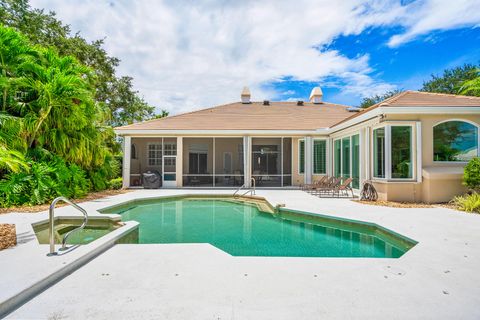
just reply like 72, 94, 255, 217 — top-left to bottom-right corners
104, 197, 416, 258
33, 219, 120, 245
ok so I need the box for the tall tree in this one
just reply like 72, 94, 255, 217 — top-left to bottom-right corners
0, 0, 165, 126
459, 69, 480, 96
17, 47, 111, 168
420, 63, 479, 95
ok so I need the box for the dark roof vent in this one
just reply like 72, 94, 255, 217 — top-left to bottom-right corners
263, 100, 270, 106
297, 100, 304, 106
347, 107, 360, 112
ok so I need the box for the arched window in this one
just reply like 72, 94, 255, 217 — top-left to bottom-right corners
433, 121, 478, 162
131, 144, 137, 160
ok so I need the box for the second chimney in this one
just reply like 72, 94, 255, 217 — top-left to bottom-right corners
309, 87, 323, 104
241, 86, 251, 104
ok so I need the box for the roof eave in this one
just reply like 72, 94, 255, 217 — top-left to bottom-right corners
114, 129, 329, 136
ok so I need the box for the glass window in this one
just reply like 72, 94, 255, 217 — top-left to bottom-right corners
352, 135, 360, 188
163, 142, 177, 155
189, 153, 208, 174
148, 144, 162, 166
342, 137, 350, 178
313, 140, 326, 174
391, 126, 412, 179
334, 139, 341, 177
373, 128, 385, 178
433, 121, 478, 162
299, 140, 305, 174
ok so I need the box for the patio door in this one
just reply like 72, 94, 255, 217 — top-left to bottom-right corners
333, 134, 360, 189
162, 155, 176, 187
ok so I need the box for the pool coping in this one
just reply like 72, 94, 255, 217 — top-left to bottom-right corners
0, 191, 422, 318
0, 220, 139, 318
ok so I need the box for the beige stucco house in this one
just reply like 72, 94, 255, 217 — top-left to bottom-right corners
115, 87, 480, 203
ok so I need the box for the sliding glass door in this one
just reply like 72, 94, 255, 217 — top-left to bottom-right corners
333, 134, 360, 189
352, 135, 360, 189
252, 137, 291, 187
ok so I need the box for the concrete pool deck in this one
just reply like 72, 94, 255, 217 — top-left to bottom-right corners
1, 189, 480, 319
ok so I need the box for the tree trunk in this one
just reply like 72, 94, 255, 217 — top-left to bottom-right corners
28, 105, 52, 148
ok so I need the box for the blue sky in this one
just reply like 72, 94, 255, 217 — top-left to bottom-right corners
30, 0, 480, 113
270, 26, 480, 106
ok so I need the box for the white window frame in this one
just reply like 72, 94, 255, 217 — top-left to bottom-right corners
371, 122, 417, 182
432, 119, 480, 164
163, 142, 177, 156
147, 142, 162, 166
313, 138, 328, 175
332, 132, 361, 189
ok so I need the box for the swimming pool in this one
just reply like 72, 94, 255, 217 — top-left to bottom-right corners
101, 196, 416, 258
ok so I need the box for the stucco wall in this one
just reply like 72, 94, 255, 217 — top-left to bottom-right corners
372, 181, 423, 202
291, 137, 304, 186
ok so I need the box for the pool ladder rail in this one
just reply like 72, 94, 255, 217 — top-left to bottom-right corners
47, 196, 88, 256
233, 177, 256, 198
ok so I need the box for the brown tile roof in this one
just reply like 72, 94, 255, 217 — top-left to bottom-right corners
116, 101, 353, 131
332, 91, 480, 127
380, 90, 480, 107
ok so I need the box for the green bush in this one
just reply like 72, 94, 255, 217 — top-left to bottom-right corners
88, 156, 120, 191
452, 193, 480, 213
0, 152, 91, 207
463, 157, 480, 190
109, 178, 123, 190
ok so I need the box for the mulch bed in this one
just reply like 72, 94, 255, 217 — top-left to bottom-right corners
353, 200, 440, 208
0, 224, 16, 250
0, 189, 131, 214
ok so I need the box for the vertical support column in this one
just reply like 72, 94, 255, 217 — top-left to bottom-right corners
359, 129, 366, 185
243, 136, 252, 187
416, 122, 422, 183
122, 136, 131, 188
365, 127, 371, 181
281, 137, 284, 187
176, 136, 183, 187
213, 137, 216, 187
304, 136, 313, 184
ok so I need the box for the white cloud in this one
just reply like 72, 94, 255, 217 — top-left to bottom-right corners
29, 0, 480, 114
387, 0, 480, 47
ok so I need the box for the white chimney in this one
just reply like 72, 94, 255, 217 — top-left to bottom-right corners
309, 87, 323, 104
241, 86, 251, 104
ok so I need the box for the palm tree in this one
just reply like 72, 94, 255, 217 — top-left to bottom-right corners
0, 26, 34, 112
0, 146, 28, 173
460, 69, 480, 96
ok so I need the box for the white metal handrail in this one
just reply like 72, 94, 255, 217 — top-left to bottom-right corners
233, 177, 256, 198
48, 196, 88, 256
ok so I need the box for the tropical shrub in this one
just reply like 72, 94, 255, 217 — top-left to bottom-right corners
452, 193, 480, 213
109, 178, 123, 190
463, 157, 480, 190
0, 152, 91, 206
0, 26, 123, 207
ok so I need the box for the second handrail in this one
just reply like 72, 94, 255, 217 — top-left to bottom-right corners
48, 196, 88, 255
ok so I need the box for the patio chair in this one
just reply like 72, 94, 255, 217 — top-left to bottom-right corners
332, 177, 354, 198
301, 176, 328, 191
311, 177, 341, 196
